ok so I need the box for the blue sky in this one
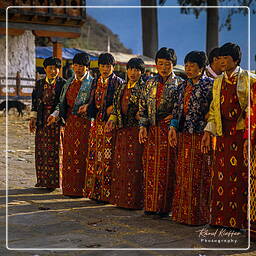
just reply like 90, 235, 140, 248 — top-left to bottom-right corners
86, 0, 256, 70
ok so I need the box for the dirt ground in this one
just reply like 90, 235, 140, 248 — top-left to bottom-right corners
0, 109, 256, 256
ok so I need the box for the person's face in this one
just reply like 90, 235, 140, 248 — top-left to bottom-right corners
73, 63, 87, 78
99, 64, 114, 79
219, 55, 238, 72
212, 56, 222, 74
185, 62, 202, 79
44, 65, 60, 79
156, 58, 173, 78
127, 68, 142, 83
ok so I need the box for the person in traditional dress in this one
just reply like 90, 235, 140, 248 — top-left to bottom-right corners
243, 80, 256, 239
105, 58, 145, 209
205, 47, 222, 79
84, 53, 124, 203
201, 42, 250, 229
30, 57, 66, 190
48, 52, 93, 197
139, 47, 183, 218
168, 51, 213, 225
205, 47, 222, 152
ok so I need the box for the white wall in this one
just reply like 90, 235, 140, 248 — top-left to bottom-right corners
0, 30, 35, 79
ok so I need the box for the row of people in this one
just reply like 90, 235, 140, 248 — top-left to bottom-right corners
30, 43, 256, 234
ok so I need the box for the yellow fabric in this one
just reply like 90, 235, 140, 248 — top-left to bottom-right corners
108, 114, 117, 123
127, 81, 137, 89
204, 67, 256, 136
45, 77, 56, 84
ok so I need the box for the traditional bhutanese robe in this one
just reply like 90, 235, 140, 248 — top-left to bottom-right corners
108, 79, 145, 209
170, 76, 213, 225
31, 77, 66, 188
59, 73, 93, 196
84, 73, 124, 202
139, 74, 183, 213
245, 81, 256, 239
209, 68, 249, 229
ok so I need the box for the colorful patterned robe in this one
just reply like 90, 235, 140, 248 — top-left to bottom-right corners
84, 73, 124, 202
31, 77, 66, 188
109, 78, 145, 209
139, 73, 183, 213
206, 67, 252, 229
170, 76, 213, 225
58, 73, 93, 196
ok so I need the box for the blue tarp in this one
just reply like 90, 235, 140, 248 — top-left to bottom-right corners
36, 46, 98, 60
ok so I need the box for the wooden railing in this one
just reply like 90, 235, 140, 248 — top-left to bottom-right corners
0, 71, 36, 100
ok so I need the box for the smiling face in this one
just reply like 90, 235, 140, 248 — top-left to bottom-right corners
127, 68, 142, 83
44, 65, 60, 79
73, 64, 87, 79
185, 61, 202, 79
99, 64, 114, 79
156, 58, 173, 78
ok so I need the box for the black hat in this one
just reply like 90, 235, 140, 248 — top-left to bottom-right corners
43, 57, 61, 68
73, 52, 90, 67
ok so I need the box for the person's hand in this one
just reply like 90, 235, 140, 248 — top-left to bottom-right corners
139, 127, 147, 144
135, 111, 141, 121
29, 118, 36, 133
106, 106, 113, 116
78, 104, 88, 114
201, 132, 211, 153
47, 115, 57, 126
168, 127, 177, 147
105, 120, 115, 133
164, 114, 173, 124
243, 139, 248, 161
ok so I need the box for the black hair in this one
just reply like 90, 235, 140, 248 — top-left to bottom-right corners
184, 51, 208, 69
98, 53, 115, 66
208, 47, 220, 64
43, 57, 61, 68
219, 42, 241, 65
127, 57, 145, 73
155, 47, 177, 66
73, 52, 90, 67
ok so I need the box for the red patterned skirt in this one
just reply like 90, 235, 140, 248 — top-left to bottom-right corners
143, 120, 176, 213
35, 108, 61, 188
210, 131, 248, 229
84, 115, 115, 202
172, 133, 211, 225
62, 111, 90, 196
110, 127, 144, 209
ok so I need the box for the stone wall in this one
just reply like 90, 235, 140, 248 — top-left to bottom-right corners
0, 30, 35, 79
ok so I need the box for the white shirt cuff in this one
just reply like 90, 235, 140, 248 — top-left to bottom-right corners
51, 110, 59, 118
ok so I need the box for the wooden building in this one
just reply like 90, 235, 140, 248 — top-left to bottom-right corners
0, 0, 87, 99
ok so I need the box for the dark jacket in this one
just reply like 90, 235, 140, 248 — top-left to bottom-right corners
110, 78, 145, 128
87, 73, 124, 122
31, 77, 66, 128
